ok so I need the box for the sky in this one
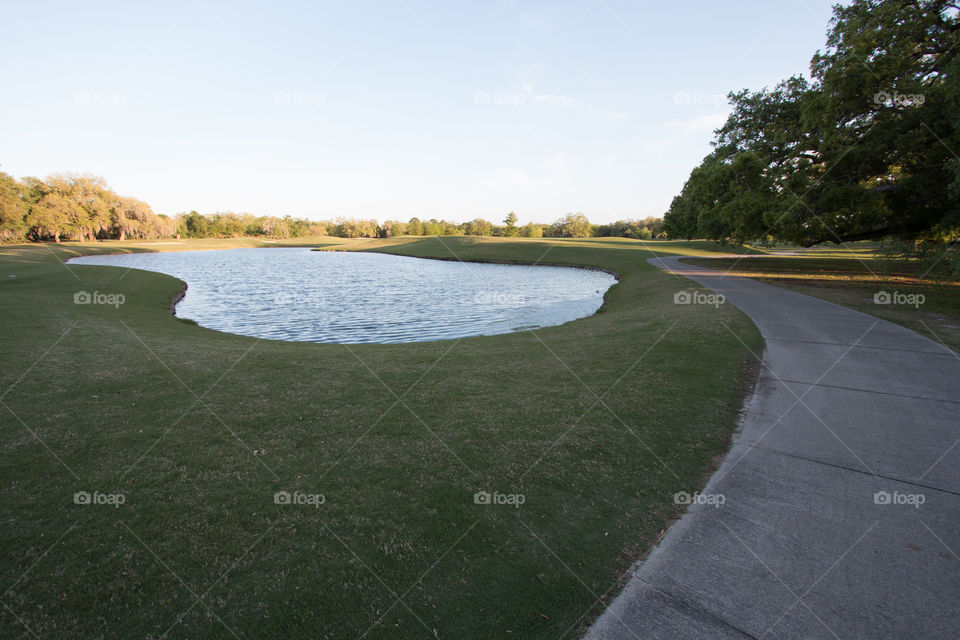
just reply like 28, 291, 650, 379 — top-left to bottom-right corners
0, 0, 839, 225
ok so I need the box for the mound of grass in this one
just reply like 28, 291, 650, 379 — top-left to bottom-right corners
0, 236, 760, 639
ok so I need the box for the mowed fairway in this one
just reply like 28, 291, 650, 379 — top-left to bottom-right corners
0, 237, 761, 639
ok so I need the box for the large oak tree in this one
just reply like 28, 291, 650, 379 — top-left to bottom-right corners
665, 0, 960, 245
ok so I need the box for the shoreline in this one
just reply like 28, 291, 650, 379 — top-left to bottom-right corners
64, 241, 621, 339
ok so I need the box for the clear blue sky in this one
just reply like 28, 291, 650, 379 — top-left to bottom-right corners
0, 0, 838, 225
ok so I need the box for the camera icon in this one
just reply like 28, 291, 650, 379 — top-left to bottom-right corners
873, 91, 890, 105
473, 491, 492, 505
74, 491, 91, 505
74, 291, 92, 304
673, 91, 692, 105
274, 491, 292, 505
873, 491, 891, 505
673, 491, 692, 505
873, 291, 892, 305
674, 291, 692, 305
473, 91, 492, 105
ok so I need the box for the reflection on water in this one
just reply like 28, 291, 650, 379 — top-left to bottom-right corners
71, 248, 616, 344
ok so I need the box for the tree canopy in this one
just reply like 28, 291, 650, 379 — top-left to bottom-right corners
0, 171, 665, 243
665, 0, 960, 246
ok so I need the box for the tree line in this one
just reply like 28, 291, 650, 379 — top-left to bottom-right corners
664, 0, 959, 247
0, 172, 665, 242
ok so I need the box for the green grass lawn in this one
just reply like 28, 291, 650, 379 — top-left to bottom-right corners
682, 247, 960, 354
0, 236, 761, 639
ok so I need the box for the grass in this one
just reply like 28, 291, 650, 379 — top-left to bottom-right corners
682, 243, 960, 353
0, 236, 761, 639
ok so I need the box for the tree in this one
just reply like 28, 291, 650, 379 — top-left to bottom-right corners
68, 174, 113, 240
552, 213, 592, 238
0, 170, 345, 244
84, 198, 111, 240
112, 197, 154, 240
0, 172, 27, 241
465, 218, 493, 236
180, 211, 209, 238
334, 217, 379, 238
380, 220, 406, 237
666, 0, 960, 245
520, 222, 543, 238
26, 193, 79, 242
504, 211, 519, 237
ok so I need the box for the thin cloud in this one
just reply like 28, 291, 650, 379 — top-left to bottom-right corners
522, 84, 629, 120
523, 83, 575, 108
664, 111, 729, 137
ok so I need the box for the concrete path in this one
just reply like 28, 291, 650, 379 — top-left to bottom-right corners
586, 256, 960, 640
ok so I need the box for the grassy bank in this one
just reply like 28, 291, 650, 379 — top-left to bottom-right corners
682, 245, 960, 353
1, 236, 760, 639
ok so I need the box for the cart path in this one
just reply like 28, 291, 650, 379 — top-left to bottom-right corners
585, 255, 960, 640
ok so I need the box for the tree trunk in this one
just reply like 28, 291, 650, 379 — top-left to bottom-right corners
54, 232, 60, 243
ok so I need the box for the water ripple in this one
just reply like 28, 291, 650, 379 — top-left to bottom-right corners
71, 248, 616, 344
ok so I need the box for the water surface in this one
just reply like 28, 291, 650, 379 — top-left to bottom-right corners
71, 248, 616, 343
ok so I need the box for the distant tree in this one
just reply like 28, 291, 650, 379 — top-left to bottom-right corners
334, 217, 379, 238
465, 218, 493, 236
180, 211, 209, 238
284, 215, 312, 237
206, 212, 246, 237
112, 197, 154, 240
552, 213, 592, 238
379, 220, 406, 237
84, 198, 111, 240
595, 217, 665, 240
520, 222, 543, 238
0, 170, 343, 244
0, 172, 28, 241
641, 216, 665, 238
155, 214, 179, 237
504, 211, 519, 237
26, 193, 79, 242
66, 174, 112, 240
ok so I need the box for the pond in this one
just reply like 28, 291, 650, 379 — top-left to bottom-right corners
70, 248, 617, 344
